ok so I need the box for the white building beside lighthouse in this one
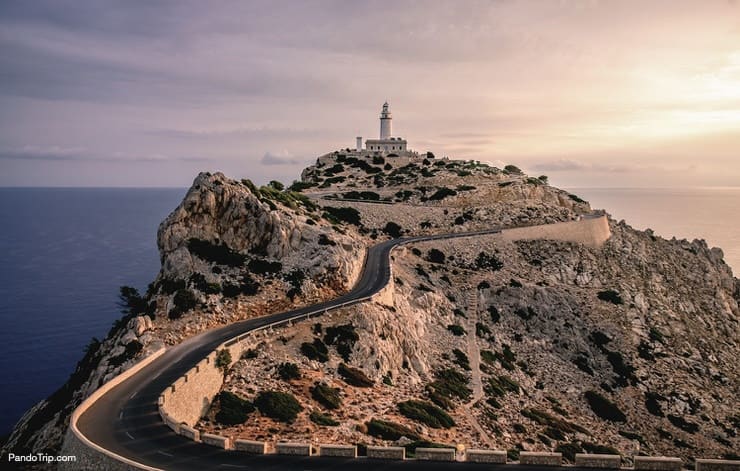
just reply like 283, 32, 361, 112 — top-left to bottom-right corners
363, 102, 408, 154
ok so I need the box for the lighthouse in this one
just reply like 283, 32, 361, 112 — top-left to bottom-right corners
380, 102, 392, 139
364, 102, 408, 154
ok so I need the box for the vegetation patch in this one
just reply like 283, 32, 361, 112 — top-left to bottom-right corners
168, 288, 197, 319
215, 348, 232, 374
521, 408, 588, 435
215, 391, 254, 425
365, 419, 420, 441
247, 258, 283, 275
668, 414, 699, 434
277, 362, 300, 381
452, 349, 471, 370
301, 338, 329, 362
584, 390, 627, 423
486, 375, 520, 397
476, 252, 504, 271
188, 238, 247, 267
427, 249, 446, 264
324, 324, 359, 362
338, 363, 374, 387
397, 400, 455, 428
254, 391, 303, 423
447, 324, 466, 336
383, 221, 403, 238
429, 187, 457, 200
323, 206, 362, 225
310, 410, 339, 426
597, 290, 623, 305
310, 382, 342, 409
429, 368, 472, 401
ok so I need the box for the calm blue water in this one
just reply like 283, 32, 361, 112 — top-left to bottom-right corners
0, 188, 185, 436
0, 186, 738, 438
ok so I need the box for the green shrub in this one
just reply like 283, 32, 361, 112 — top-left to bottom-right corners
215, 391, 254, 425
488, 305, 501, 322
427, 249, 445, 264
188, 238, 246, 267
597, 290, 623, 305
323, 206, 361, 225
169, 288, 197, 319
503, 164, 522, 175
452, 349, 471, 370
254, 391, 303, 423
476, 322, 491, 337
222, 274, 260, 298
288, 180, 316, 192
429, 187, 457, 200
398, 400, 455, 428
476, 252, 503, 271
310, 410, 339, 426
215, 348, 232, 374
447, 324, 466, 336
277, 362, 300, 381
429, 368, 471, 401
486, 375, 520, 397
338, 363, 373, 387
245, 258, 281, 276
268, 180, 284, 191
311, 382, 342, 409
365, 419, 419, 441
324, 324, 358, 362
301, 338, 329, 362
383, 221, 403, 238
584, 391, 626, 422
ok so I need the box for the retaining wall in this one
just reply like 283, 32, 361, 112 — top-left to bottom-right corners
318, 444, 357, 458
575, 453, 622, 469
466, 449, 507, 463
367, 446, 405, 460
234, 439, 266, 454
634, 456, 683, 471
275, 442, 312, 456
415, 448, 456, 461
499, 214, 610, 248
696, 459, 740, 471
520, 451, 563, 466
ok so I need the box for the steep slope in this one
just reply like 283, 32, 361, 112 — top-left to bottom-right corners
2, 171, 366, 458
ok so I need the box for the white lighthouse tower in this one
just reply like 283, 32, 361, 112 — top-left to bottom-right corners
380, 102, 392, 139
365, 102, 407, 154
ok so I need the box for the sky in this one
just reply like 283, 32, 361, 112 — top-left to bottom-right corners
1, 0, 739, 188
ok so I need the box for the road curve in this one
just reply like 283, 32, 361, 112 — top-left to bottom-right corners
75, 227, 554, 470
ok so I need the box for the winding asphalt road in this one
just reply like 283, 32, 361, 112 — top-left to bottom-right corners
76, 227, 589, 470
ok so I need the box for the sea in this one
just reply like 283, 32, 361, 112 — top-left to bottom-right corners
0, 186, 738, 437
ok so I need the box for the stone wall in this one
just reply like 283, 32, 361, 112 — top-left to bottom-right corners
499, 214, 610, 248
160, 338, 252, 427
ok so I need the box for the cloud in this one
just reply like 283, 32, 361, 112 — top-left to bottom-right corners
531, 159, 634, 173
260, 150, 305, 166
0, 146, 208, 162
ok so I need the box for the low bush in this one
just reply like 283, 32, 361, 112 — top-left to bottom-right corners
365, 419, 419, 441
429, 187, 457, 201
301, 338, 329, 362
338, 363, 373, 387
311, 382, 342, 409
324, 324, 358, 362
521, 408, 588, 435
452, 349, 471, 370
188, 238, 246, 267
169, 288, 197, 319
429, 368, 471, 401
584, 391, 626, 423
486, 375, 520, 397
277, 362, 300, 381
383, 221, 403, 238
247, 258, 283, 275
475, 321, 491, 336
447, 324, 466, 336
254, 391, 303, 423
398, 400, 455, 429
215, 348, 232, 374
310, 410, 339, 426
427, 249, 446, 264
215, 391, 254, 425
323, 206, 361, 225
476, 252, 504, 271
488, 305, 501, 322
597, 290, 623, 305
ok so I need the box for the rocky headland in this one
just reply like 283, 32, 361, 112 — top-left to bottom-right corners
3, 150, 738, 465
